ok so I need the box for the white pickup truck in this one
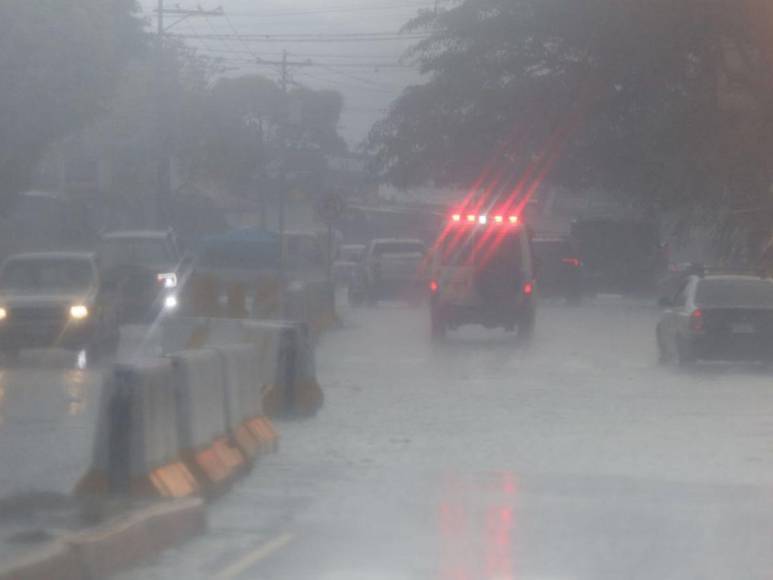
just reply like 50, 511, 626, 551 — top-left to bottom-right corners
348, 238, 427, 305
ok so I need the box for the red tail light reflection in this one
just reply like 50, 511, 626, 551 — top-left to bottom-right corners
690, 309, 704, 332
522, 281, 534, 296
430, 280, 439, 293
562, 257, 581, 268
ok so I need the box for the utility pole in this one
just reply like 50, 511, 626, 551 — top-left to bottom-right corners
269, 51, 313, 311
154, 2, 224, 228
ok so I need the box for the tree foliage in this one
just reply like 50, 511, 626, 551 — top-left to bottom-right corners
0, 0, 146, 212
368, 0, 773, 218
188, 75, 347, 195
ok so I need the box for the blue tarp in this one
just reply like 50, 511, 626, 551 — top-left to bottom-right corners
197, 227, 280, 270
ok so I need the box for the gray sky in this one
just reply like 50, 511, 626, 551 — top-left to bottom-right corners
138, 0, 432, 147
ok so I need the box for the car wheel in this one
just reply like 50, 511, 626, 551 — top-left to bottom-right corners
656, 325, 671, 364
676, 337, 696, 367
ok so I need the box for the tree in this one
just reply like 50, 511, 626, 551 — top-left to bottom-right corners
0, 0, 146, 212
367, 0, 772, 220
189, 75, 347, 197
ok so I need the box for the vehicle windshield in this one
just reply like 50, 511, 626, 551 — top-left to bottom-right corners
99, 238, 174, 270
0, 259, 94, 293
696, 279, 773, 308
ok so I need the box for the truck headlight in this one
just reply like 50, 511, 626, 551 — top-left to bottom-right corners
70, 305, 89, 320
0, 308, 7, 321
163, 294, 178, 310
157, 272, 178, 289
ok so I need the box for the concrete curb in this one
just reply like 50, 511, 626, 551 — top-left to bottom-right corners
0, 540, 83, 580
0, 498, 206, 580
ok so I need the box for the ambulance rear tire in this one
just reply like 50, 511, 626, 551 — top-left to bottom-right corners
431, 308, 446, 340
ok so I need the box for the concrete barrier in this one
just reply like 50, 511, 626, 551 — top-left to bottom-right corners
242, 320, 323, 419
170, 349, 246, 493
214, 343, 264, 459
76, 359, 199, 498
162, 317, 323, 418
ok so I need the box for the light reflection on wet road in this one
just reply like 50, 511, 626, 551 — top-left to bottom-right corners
0, 351, 101, 498
119, 298, 773, 580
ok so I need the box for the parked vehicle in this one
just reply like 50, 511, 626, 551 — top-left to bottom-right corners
349, 238, 426, 305
571, 217, 666, 295
334, 244, 366, 286
532, 237, 583, 304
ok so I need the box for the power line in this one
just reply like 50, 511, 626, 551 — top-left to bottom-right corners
169, 32, 429, 43
224, 2, 436, 19
222, 10, 263, 63
196, 53, 414, 69
178, 45, 410, 60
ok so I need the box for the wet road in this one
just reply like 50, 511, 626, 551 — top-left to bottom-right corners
116, 297, 773, 580
0, 351, 101, 500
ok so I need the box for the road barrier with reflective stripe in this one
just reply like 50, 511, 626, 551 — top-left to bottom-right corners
77, 339, 282, 498
170, 349, 246, 494
76, 359, 199, 498
161, 317, 323, 419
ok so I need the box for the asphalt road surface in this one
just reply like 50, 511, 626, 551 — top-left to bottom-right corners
114, 296, 773, 580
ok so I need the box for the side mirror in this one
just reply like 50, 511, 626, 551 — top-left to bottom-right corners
658, 296, 672, 308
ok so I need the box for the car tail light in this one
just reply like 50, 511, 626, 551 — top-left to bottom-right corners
522, 281, 534, 296
451, 214, 461, 222
467, 214, 476, 223
494, 215, 504, 224
430, 280, 439, 293
562, 257, 581, 268
509, 215, 519, 225
689, 309, 704, 332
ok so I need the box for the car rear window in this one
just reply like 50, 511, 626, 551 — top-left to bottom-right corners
373, 242, 425, 256
0, 259, 94, 292
99, 238, 175, 270
695, 279, 773, 308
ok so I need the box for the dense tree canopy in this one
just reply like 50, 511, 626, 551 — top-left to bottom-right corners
368, 0, 773, 219
0, 0, 146, 212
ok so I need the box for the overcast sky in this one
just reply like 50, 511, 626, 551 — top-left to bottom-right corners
137, 0, 433, 147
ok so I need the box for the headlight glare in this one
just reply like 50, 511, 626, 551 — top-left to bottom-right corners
70, 305, 89, 319
157, 272, 178, 289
